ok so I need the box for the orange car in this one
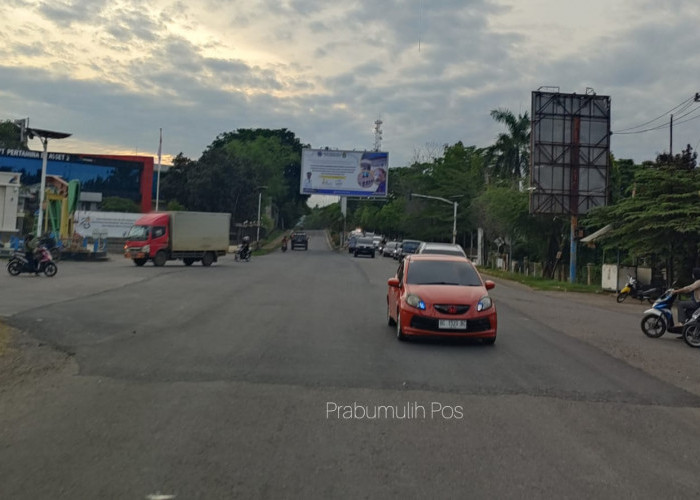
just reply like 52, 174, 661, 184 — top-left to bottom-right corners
386, 254, 497, 344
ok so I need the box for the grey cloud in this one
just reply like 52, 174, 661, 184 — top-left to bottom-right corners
104, 7, 160, 43
36, 0, 108, 27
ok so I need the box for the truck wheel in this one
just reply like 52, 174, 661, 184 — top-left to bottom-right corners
183, 258, 195, 266
133, 258, 147, 267
201, 252, 215, 267
153, 251, 167, 267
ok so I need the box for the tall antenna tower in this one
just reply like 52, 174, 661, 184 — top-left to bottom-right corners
373, 118, 383, 151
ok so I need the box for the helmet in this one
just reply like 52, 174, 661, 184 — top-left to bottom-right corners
242, 236, 250, 243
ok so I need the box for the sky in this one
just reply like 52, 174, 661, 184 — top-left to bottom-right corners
1, 0, 699, 171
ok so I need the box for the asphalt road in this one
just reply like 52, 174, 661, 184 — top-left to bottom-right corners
2, 230, 700, 499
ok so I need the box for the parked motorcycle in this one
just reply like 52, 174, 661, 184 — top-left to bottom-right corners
640, 286, 693, 338
617, 275, 660, 303
7, 246, 58, 277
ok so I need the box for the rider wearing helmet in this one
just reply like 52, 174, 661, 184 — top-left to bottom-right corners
240, 235, 251, 259
23, 233, 40, 272
672, 267, 700, 323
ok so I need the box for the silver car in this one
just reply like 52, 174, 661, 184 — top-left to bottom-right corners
416, 242, 467, 258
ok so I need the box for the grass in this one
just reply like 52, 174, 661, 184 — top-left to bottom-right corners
479, 268, 608, 294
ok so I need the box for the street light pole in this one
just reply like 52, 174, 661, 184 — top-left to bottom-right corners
410, 193, 460, 244
452, 200, 458, 245
27, 128, 72, 235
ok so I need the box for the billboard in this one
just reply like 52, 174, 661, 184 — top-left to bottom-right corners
529, 91, 611, 215
73, 210, 143, 238
0, 149, 154, 212
300, 149, 388, 197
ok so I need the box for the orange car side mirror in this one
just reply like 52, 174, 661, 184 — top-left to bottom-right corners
387, 277, 400, 288
484, 280, 495, 290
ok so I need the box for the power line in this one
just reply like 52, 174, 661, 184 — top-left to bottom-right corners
613, 95, 695, 133
613, 105, 700, 135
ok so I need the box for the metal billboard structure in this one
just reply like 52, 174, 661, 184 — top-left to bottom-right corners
530, 90, 611, 216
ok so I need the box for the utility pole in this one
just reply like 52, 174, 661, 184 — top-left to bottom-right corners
670, 114, 673, 156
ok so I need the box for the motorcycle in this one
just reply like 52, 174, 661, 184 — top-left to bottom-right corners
281, 240, 288, 252
234, 245, 251, 262
640, 286, 693, 338
681, 308, 700, 348
7, 246, 58, 277
617, 275, 660, 303
39, 234, 61, 261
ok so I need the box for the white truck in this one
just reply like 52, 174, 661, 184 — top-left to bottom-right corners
124, 211, 231, 266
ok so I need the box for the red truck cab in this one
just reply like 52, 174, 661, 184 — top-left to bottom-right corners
124, 213, 169, 266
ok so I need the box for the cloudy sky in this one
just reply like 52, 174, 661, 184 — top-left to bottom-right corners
1, 0, 699, 168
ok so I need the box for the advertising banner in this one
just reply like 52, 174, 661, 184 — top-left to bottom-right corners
300, 149, 388, 197
73, 211, 142, 238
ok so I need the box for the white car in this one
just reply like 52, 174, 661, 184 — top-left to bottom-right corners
382, 241, 398, 257
416, 242, 467, 258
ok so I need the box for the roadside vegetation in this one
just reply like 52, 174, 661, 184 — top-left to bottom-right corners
3, 113, 698, 285
479, 268, 608, 294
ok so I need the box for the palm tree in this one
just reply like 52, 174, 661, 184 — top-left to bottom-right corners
485, 108, 530, 184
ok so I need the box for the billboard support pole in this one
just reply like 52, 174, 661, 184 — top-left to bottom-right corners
570, 116, 581, 284
340, 196, 347, 247
570, 216, 578, 284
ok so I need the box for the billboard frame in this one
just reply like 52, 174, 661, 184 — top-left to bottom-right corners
529, 90, 611, 216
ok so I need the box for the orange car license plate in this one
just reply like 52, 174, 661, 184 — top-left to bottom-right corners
439, 319, 467, 329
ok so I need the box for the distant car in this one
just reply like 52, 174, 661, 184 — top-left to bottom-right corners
382, 241, 398, 257
291, 232, 308, 250
372, 236, 383, 249
393, 242, 402, 260
386, 254, 497, 343
416, 242, 467, 258
354, 237, 375, 258
398, 239, 422, 261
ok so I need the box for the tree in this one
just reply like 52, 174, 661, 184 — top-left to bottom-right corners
101, 197, 141, 213
584, 150, 700, 283
655, 144, 698, 170
160, 129, 309, 230
160, 153, 195, 209
484, 109, 530, 184
0, 120, 26, 149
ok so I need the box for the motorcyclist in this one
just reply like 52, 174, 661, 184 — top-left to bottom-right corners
671, 267, 700, 323
23, 233, 40, 272
240, 236, 251, 259
281, 235, 288, 250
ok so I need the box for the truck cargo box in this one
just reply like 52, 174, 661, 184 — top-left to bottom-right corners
169, 212, 231, 252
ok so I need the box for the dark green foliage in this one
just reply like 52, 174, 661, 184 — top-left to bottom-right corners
484, 109, 530, 183
101, 196, 141, 213
158, 129, 309, 229
584, 149, 700, 282
0, 121, 26, 150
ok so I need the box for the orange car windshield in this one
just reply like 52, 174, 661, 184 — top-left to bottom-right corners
406, 261, 482, 286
